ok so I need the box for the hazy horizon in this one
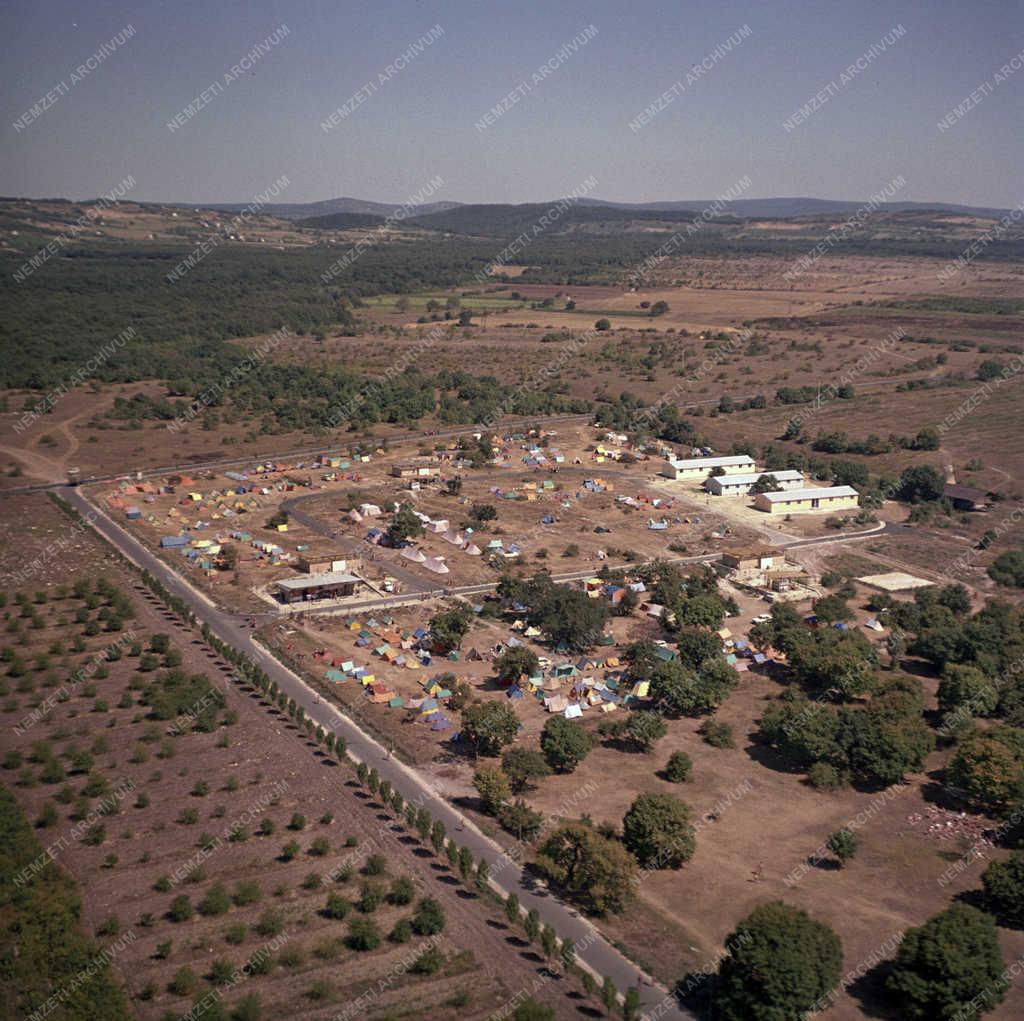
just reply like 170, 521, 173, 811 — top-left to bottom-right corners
3, 0, 1022, 208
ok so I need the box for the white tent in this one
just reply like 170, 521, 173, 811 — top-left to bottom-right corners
423, 557, 450, 574
463, 543, 482, 556
426, 519, 448, 533
401, 547, 427, 562
359, 503, 382, 517
442, 530, 465, 545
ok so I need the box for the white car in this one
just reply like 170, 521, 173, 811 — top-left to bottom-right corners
751, 614, 773, 625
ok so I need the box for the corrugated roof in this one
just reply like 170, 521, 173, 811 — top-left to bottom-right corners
276, 571, 360, 591
758, 486, 858, 502
667, 454, 754, 470
708, 470, 803, 486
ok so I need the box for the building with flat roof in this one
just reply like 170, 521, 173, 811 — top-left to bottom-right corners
943, 483, 990, 511
721, 547, 786, 570
661, 454, 755, 481
705, 470, 804, 496
275, 571, 360, 604
390, 462, 441, 479
754, 486, 859, 515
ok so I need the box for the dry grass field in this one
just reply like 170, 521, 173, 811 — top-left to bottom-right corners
0, 495, 596, 1021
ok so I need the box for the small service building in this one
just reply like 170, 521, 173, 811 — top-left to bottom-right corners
754, 485, 859, 515
390, 462, 441, 480
275, 571, 360, 604
661, 454, 755, 481
705, 469, 804, 496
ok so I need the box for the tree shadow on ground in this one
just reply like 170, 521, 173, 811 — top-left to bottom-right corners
742, 738, 805, 776
848, 959, 902, 1019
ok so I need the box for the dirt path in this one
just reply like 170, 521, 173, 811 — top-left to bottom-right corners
0, 439, 63, 482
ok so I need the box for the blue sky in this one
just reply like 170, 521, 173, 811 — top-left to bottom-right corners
2, 0, 1021, 207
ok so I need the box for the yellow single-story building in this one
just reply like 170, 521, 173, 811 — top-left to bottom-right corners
661, 454, 755, 481
754, 485, 859, 514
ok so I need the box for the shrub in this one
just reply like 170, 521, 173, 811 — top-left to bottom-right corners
254, 909, 284, 937
411, 946, 444, 975
807, 762, 847, 791
168, 966, 198, 996
347, 917, 381, 951
699, 719, 735, 748
389, 918, 413, 943
232, 881, 262, 907
168, 895, 193, 922
362, 853, 386, 875
323, 893, 351, 920
388, 876, 415, 906
358, 881, 382, 913
826, 828, 858, 866
411, 896, 446, 935
664, 751, 693, 783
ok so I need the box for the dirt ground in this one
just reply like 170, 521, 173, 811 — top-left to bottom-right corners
270, 573, 1024, 1020
0, 496, 595, 1020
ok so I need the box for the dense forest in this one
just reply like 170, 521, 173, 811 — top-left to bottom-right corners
0, 786, 132, 1020
0, 238, 498, 390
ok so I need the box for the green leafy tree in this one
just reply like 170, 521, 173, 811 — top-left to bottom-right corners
473, 763, 511, 815
524, 908, 541, 944
502, 746, 551, 792
714, 902, 842, 1021
601, 976, 617, 1013
461, 700, 520, 757
981, 851, 1024, 927
505, 891, 520, 925
887, 904, 1008, 1020
541, 716, 595, 772
498, 798, 543, 841
948, 726, 1024, 814
537, 822, 637, 914
622, 792, 695, 868
599, 711, 667, 753
898, 464, 945, 503
387, 503, 423, 546
938, 664, 998, 717
988, 552, 1024, 588
429, 606, 472, 653
495, 646, 541, 683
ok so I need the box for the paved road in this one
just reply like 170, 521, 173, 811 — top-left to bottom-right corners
64, 485, 694, 1019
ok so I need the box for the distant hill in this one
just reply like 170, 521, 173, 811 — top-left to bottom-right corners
290, 195, 1012, 237
582, 196, 1012, 218
210, 196, 462, 221
204, 193, 1011, 226
294, 211, 387, 230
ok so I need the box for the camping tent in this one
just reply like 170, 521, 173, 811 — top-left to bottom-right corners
423, 557, 450, 574
401, 547, 428, 562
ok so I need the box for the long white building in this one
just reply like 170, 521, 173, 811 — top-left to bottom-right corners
754, 485, 859, 515
660, 454, 755, 481
705, 469, 804, 496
